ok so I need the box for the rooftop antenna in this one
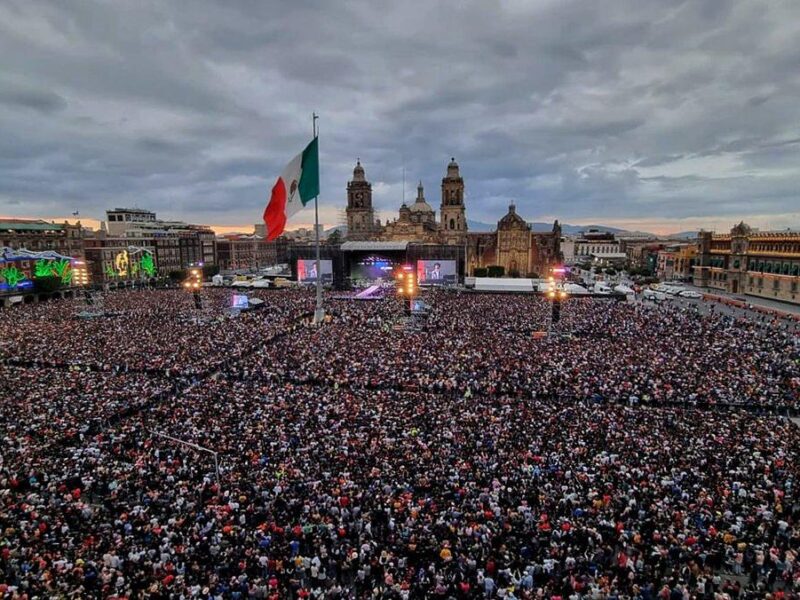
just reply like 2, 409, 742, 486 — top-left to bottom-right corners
402, 165, 406, 206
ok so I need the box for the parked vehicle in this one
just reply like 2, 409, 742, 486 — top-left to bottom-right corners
678, 290, 702, 299
643, 289, 667, 302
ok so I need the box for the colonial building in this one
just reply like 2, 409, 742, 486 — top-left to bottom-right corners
216, 234, 280, 271
99, 208, 217, 270
656, 243, 697, 281
694, 222, 800, 304
84, 239, 158, 287
345, 158, 467, 245
467, 204, 562, 278
0, 219, 86, 259
571, 230, 624, 264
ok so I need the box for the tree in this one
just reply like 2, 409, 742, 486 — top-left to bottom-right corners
202, 264, 220, 278
33, 275, 62, 294
487, 265, 505, 278
169, 269, 187, 282
327, 230, 342, 246
473, 267, 488, 277
527, 272, 540, 279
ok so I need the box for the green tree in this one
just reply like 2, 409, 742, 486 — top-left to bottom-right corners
473, 267, 488, 277
169, 269, 187, 282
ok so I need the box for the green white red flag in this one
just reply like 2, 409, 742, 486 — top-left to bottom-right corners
263, 137, 319, 241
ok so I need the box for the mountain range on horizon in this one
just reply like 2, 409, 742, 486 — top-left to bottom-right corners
322, 221, 699, 240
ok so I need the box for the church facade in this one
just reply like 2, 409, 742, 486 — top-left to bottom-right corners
345, 158, 467, 245
467, 205, 562, 278
343, 158, 561, 277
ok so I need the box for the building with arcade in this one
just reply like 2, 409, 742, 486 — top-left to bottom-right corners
693, 222, 800, 305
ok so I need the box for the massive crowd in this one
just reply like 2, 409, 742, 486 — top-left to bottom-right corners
0, 287, 798, 599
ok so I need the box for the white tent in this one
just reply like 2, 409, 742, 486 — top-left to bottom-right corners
563, 283, 590, 295
473, 278, 535, 292
614, 284, 636, 302
593, 282, 612, 294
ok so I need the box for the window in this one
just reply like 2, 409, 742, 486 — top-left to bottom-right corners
773, 279, 780, 290
450, 218, 455, 230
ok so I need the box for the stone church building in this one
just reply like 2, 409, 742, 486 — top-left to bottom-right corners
467, 204, 561, 278
345, 158, 467, 245
344, 157, 560, 276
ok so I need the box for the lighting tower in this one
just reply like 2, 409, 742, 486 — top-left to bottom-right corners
395, 264, 417, 315
183, 266, 203, 309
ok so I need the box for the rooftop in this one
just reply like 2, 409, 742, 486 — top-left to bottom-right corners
340, 241, 409, 251
0, 220, 63, 232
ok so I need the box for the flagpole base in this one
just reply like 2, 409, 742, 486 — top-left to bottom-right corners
313, 307, 325, 325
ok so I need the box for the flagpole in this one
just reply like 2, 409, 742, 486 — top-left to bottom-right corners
312, 112, 324, 325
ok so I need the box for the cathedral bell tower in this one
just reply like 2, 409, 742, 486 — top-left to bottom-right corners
346, 160, 377, 240
440, 157, 467, 244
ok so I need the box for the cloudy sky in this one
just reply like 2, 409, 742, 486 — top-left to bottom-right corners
1, 0, 799, 234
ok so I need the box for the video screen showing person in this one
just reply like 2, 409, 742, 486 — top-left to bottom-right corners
297, 259, 333, 284
417, 260, 457, 285
231, 294, 249, 309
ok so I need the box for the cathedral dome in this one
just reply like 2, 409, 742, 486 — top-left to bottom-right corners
410, 181, 434, 213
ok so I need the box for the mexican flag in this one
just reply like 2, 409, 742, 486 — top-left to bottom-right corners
263, 137, 319, 241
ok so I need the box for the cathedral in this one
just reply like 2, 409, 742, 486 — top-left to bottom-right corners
467, 204, 562, 278
343, 157, 561, 277
345, 158, 467, 245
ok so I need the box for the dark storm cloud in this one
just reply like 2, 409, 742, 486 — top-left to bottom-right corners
0, 89, 67, 113
0, 0, 798, 231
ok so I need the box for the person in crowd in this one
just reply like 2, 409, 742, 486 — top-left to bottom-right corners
0, 288, 797, 598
